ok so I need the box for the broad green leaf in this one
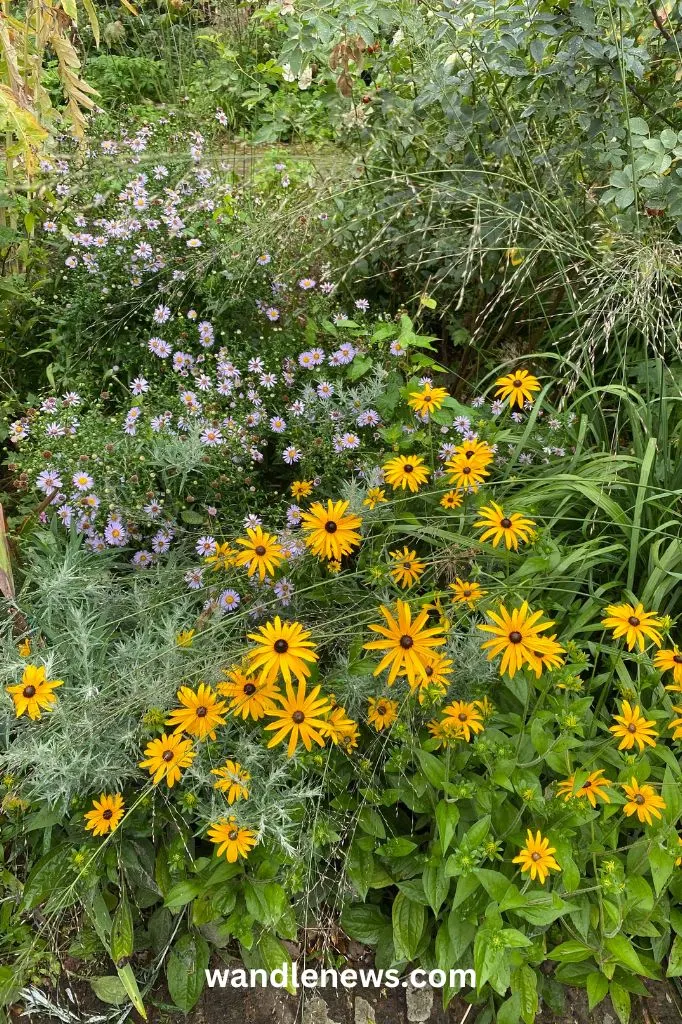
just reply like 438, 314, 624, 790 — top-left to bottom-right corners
392, 892, 425, 961
166, 931, 209, 1012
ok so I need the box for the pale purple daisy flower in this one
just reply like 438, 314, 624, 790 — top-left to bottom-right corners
72, 471, 94, 491
219, 589, 241, 612
282, 446, 302, 465
184, 568, 205, 590
36, 469, 63, 494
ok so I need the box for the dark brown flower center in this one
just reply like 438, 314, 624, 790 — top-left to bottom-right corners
424, 666, 433, 677
162, 750, 174, 762
458, 712, 468, 722
462, 466, 471, 474
500, 518, 512, 529
628, 616, 640, 627
531, 851, 541, 861
196, 706, 207, 718
243, 683, 257, 695
400, 635, 414, 649
627, 723, 637, 733
634, 794, 645, 805
403, 562, 411, 570
377, 705, 386, 715
463, 589, 472, 597
228, 829, 239, 840
255, 545, 266, 556
404, 463, 414, 473
583, 780, 592, 788
324, 521, 338, 533
274, 639, 289, 654
102, 809, 113, 820
464, 450, 475, 458
513, 380, 522, 388
22, 685, 36, 698
509, 631, 522, 644
675, 655, 682, 664
292, 710, 305, 724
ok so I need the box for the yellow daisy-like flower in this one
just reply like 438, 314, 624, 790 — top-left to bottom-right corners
450, 578, 486, 607
444, 452, 489, 492
176, 629, 195, 648
440, 490, 463, 510
139, 732, 195, 788
609, 701, 657, 752
263, 680, 332, 758
494, 369, 542, 409
389, 546, 426, 589
601, 602, 663, 651
668, 706, 682, 741
654, 648, 682, 687
364, 599, 446, 687
364, 487, 387, 510
207, 816, 258, 862
247, 617, 318, 686
407, 650, 453, 702
291, 479, 314, 499
367, 696, 399, 731
478, 602, 559, 678
6, 664, 63, 720
474, 502, 536, 550
622, 778, 666, 826
453, 438, 494, 464
84, 793, 125, 837
535, 634, 566, 673
234, 526, 284, 581
17, 638, 31, 657
204, 541, 235, 572
440, 700, 484, 742
475, 696, 495, 720
327, 559, 342, 574
407, 383, 449, 417
218, 667, 280, 720
426, 717, 461, 748
382, 454, 430, 493
556, 769, 611, 808
512, 829, 561, 884
165, 683, 227, 741
300, 500, 362, 562
324, 705, 358, 746
211, 760, 250, 804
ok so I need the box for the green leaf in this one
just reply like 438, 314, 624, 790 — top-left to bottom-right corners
21, 846, 73, 910
475, 868, 513, 902
340, 904, 388, 945
377, 837, 416, 857
604, 934, 647, 976
90, 976, 128, 1006
609, 981, 631, 1024
357, 806, 386, 838
435, 801, 459, 855
548, 940, 594, 963
667, 934, 682, 976
164, 879, 202, 913
166, 931, 210, 1012
587, 973, 609, 1011
0, 965, 22, 1006
111, 894, 134, 964
649, 844, 676, 895
392, 892, 425, 961
415, 749, 445, 788
422, 859, 449, 915
512, 965, 538, 1024
257, 932, 295, 993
